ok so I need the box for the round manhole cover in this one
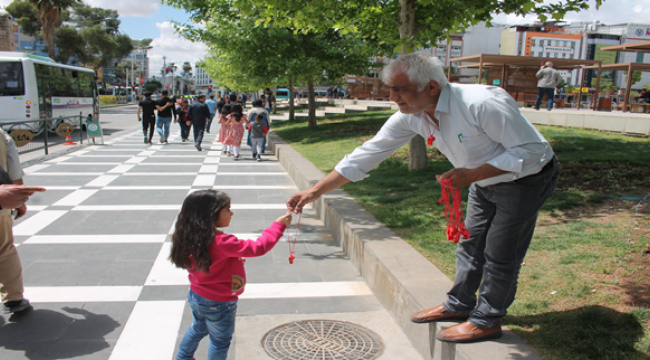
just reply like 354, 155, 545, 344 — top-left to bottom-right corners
262, 319, 383, 360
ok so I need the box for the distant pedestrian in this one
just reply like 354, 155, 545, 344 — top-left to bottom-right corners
155, 90, 177, 143
246, 99, 270, 155
137, 91, 157, 144
264, 88, 275, 113
218, 104, 232, 155
223, 104, 248, 160
205, 95, 218, 133
170, 190, 291, 360
175, 99, 191, 142
535, 61, 562, 111
248, 112, 269, 162
186, 95, 212, 151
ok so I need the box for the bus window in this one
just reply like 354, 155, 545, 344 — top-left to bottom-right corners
79, 73, 93, 97
35, 63, 49, 76
68, 70, 80, 97
0, 62, 25, 96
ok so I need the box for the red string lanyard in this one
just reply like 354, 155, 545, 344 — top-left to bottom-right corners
438, 179, 470, 243
426, 118, 436, 145
287, 212, 302, 264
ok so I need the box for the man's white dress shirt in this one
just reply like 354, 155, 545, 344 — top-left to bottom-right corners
334, 83, 555, 187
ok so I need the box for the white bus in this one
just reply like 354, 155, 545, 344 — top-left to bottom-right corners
0, 52, 99, 132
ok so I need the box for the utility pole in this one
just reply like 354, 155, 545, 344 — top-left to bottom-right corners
162, 55, 166, 92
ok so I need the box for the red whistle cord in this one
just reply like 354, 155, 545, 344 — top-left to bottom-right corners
438, 179, 470, 243
427, 118, 436, 145
287, 212, 302, 264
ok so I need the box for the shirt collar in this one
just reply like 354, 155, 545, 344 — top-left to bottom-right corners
435, 83, 451, 118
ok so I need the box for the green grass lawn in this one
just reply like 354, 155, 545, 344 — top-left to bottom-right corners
272, 111, 650, 360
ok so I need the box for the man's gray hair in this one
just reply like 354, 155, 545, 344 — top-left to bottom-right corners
545, 61, 554, 67
382, 52, 449, 91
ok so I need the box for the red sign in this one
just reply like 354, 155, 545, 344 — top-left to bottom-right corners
166, 84, 170, 89
140, 77, 145, 85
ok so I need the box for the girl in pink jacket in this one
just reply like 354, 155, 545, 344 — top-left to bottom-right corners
170, 190, 291, 360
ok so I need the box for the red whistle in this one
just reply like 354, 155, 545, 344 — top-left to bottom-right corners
288, 254, 295, 264
427, 135, 435, 145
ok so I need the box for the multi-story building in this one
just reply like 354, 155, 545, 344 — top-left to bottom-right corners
194, 65, 216, 94
117, 49, 151, 85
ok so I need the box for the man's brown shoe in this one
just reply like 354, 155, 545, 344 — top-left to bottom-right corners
436, 321, 502, 343
410, 305, 469, 323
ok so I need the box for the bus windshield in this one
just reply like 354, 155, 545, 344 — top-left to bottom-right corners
0, 61, 25, 96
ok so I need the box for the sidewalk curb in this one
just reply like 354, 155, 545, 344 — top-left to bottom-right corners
267, 131, 543, 360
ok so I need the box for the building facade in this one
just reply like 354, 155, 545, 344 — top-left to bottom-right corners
194, 65, 216, 94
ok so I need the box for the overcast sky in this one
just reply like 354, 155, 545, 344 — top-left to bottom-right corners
0, 0, 649, 75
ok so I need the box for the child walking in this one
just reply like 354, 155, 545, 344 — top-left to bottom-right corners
248, 113, 269, 161
218, 104, 231, 155
170, 190, 292, 360
223, 104, 248, 160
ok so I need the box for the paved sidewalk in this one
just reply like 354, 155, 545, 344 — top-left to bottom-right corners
1, 126, 423, 359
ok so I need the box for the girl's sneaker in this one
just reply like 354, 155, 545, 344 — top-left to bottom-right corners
257, 155, 262, 162
234, 155, 240, 160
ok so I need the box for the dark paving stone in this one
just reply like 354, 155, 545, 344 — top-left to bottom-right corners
35, 210, 177, 235
37, 164, 116, 173
13, 236, 30, 245
126, 165, 201, 173
138, 285, 189, 301
238, 295, 382, 315
24, 190, 75, 207
22, 175, 100, 186
227, 209, 290, 234
215, 174, 294, 186
217, 165, 284, 173
108, 175, 196, 187
141, 157, 204, 164
81, 189, 190, 206
18, 244, 161, 286
64, 157, 130, 163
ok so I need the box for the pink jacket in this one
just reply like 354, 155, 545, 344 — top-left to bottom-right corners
188, 222, 286, 302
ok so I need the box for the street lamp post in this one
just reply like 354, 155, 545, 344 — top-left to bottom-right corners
162, 55, 167, 91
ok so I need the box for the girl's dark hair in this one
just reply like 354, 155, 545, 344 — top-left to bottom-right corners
221, 103, 231, 116
230, 104, 243, 122
170, 190, 231, 273
252, 99, 263, 107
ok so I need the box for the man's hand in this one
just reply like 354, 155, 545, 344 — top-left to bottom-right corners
138, 116, 142, 122
186, 121, 191, 126
0, 185, 46, 210
13, 204, 27, 219
436, 168, 477, 190
286, 189, 318, 214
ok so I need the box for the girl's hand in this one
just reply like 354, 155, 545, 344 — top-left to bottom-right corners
276, 212, 292, 226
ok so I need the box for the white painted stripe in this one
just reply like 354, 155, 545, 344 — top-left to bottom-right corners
39, 162, 122, 166
75, 155, 133, 158
203, 157, 221, 164
108, 164, 135, 173
67, 150, 90, 156
12, 210, 68, 236
149, 155, 207, 158
199, 165, 218, 173
109, 301, 185, 360
216, 172, 287, 176
46, 156, 73, 163
24, 206, 48, 211
134, 163, 203, 166
230, 204, 292, 209
93, 149, 145, 152
192, 175, 215, 186
52, 189, 98, 206
85, 175, 119, 187
72, 205, 181, 211
241, 281, 373, 299
24, 286, 142, 303
218, 162, 283, 166
213, 185, 297, 189
137, 151, 155, 156
121, 172, 198, 176
155, 149, 203, 152
23, 164, 51, 173
207, 151, 221, 156
103, 186, 191, 190
43, 186, 81, 190
124, 157, 146, 164
148, 145, 163, 150
27, 172, 105, 176
23, 235, 167, 244
145, 243, 189, 285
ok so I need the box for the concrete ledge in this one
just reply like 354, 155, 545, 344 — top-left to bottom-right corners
521, 108, 650, 135
267, 131, 543, 360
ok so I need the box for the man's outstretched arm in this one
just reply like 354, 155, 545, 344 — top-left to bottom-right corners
286, 170, 349, 213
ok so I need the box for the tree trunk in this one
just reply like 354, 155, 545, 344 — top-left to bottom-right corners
38, 4, 59, 60
307, 77, 317, 129
288, 76, 295, 121
399, 0, 428, 171
272, 85, 278, 114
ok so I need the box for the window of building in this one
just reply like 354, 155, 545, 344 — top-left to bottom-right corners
13, 35, 18, 42
562, 53, 566, 58
546, 52, 550, 57
637, 53, 645, 63
548, 40, 552, 46
570, 42, 575, 48
563, 41, 567, 47
554, 53, 559, 58
532, 39, 536, 46
555, 40, 559, 46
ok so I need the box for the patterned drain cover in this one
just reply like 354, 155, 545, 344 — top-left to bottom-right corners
262, 320, 384, 360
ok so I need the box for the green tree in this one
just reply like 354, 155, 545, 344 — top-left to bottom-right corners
143, 80, 162, 93
29, 0, 81, 59
598, 79, 616, 95
623, 70, 643, 87
5, 0, 40, 36
209, 0, 603, 169
166, 1, 376, 128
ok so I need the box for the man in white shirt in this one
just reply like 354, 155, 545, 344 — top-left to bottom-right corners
286, 53, 560, 343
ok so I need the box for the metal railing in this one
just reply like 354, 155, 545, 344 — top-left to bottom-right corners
2, 113, 85, 155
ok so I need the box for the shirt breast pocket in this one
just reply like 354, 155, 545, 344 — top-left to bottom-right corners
459, 133, 491, 160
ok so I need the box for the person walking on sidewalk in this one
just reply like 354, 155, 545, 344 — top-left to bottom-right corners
137, 91, 157, 144
285, 53, 560, 344
205, 95, 218, 133
155, 90, 176, 143
186, 95, 212, 151
248, 113, 269, 161
246, 100, 270, 154
223, 104, 248, 160
0, 128, 46, 314
534, 61, 562, 111
218, 104, 232, 156
170, 190, 292, 360
175, 99, 191, 142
